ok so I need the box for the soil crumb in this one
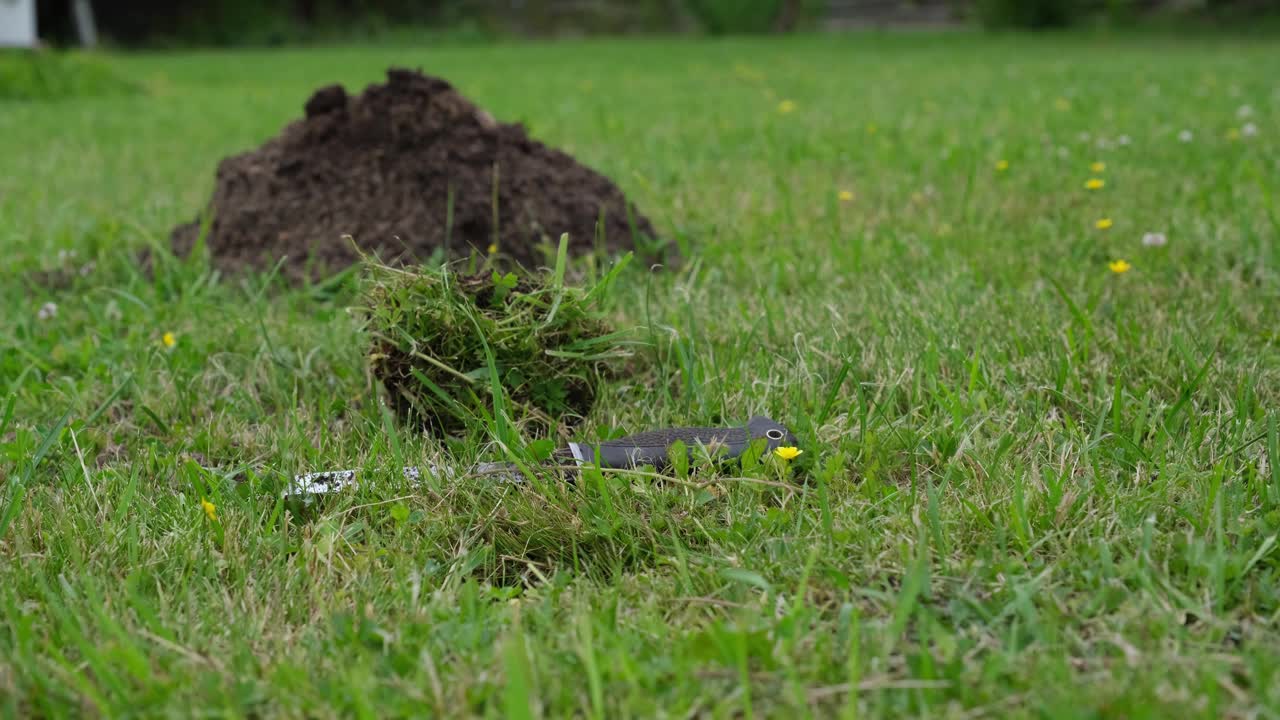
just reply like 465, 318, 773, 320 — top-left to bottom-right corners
169, 68, 663, 281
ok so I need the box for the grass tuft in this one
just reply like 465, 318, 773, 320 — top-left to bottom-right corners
363, 239, 634, 437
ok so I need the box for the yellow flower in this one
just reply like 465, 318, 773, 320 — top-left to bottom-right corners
162, 332, 176, 348
777, 99, 796, 114
1090, 161, 1106, 172
1084, 178, 1106, 190
1095, 218, 1113, 230
995, 159, 1009, 172
774, 446, 803, 461
201, 498, 218, 522
487, 243, 497, 255
838, 190, 854, 202
1226, 127, 1240, 141
1054, 97, 1071, 111
1108, 259, 1132, 274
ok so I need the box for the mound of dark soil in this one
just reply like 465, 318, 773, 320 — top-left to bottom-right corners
169, 68, 663, 281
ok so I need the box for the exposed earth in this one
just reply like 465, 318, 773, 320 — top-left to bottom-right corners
169, 68, 661, 280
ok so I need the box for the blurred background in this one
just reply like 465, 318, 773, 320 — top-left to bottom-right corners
14, 0, 1280, 49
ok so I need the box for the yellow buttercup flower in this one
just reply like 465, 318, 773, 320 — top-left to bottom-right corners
201, 498, 218, 522
1226, 127, 1241, 141
162, 332, 176, 348
487, 243, 497, 255
778, 99, 796, 114
1054, 97, 1071, 111
995, 159, 1009, 172
774, 446, 802, 461
1109, 259, 1132, 274
1095, 218, 1113, 230
1084, 178, 1106, 190
1090, 161, 1106, 172
838, 190, 854, 202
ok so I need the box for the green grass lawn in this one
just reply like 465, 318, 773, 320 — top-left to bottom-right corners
3, 32, 1280, 718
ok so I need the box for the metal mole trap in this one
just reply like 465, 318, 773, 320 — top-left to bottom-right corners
284, 416, 798, 499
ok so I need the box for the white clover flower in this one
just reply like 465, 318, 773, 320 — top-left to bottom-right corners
1242, 122, 1258, 137
1237, 104, 1253, 118
1117, 134, 1132, 146
1178, 129, 1194, 143
37, 302, 58, 321
1142, 232, 1168, 247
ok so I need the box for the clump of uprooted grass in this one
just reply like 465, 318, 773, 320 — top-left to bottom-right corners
364, 238, 633, 437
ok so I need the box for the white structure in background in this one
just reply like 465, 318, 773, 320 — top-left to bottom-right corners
0, 0, 37, 48
72, 0, 96, 47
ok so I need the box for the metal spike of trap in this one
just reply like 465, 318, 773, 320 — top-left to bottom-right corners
285, 416, 799, 498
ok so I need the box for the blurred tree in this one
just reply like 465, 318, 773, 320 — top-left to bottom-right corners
973, 0, 1079, 28
683, 0, 822, 34
36, 0, 459, 46
970, 0, 1280, 28
27, 0, 1280, 46
773, 0, 803, 31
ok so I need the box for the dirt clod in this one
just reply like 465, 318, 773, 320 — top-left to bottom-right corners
170, 68, 663, 281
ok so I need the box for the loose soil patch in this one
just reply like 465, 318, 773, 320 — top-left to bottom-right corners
170, 68, 662, 281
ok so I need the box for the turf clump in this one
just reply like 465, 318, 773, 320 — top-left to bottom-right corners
364, 248, 631, 436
